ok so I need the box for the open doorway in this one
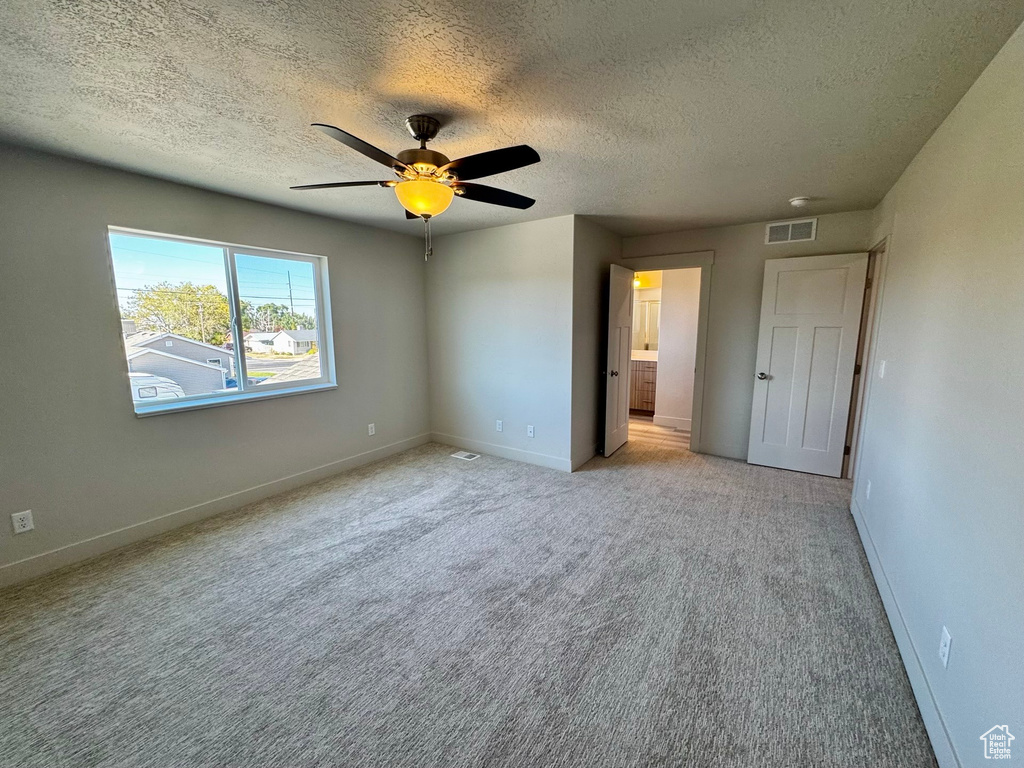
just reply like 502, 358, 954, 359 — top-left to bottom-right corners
629, 268, 701, 452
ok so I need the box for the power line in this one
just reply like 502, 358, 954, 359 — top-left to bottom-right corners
116, 287, 316, 304
111, 244, 318, 278
114, 276, 315, 295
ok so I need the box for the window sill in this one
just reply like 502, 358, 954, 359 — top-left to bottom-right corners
134, 382, 337, 417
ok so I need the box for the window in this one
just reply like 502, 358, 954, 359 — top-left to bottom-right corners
108, 227, 335, 415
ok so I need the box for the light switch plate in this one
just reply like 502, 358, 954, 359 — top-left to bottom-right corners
939, 626, 951, 668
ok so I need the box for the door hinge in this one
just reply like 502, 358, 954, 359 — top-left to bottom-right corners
854, 363, 861, 375
843, 445, 851, 456
865, 277, 873, 289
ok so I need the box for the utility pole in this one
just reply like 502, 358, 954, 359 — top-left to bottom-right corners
198, 302, 207, 344
287, 271, 295, 316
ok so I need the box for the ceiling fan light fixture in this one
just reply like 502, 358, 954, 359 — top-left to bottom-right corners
394, 179, 454, 218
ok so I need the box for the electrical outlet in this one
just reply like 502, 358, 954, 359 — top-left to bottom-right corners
367, 423, 375, 436
496, 420, 503, 433
939, 626, 952, 668
11, 510, 34, 534
878, 360, 887, 379
527, 425, 535, 438
865, 480, 872, 500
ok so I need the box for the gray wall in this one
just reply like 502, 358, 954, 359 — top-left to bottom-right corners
622, 211, 873, 459
0, 145, 430, 583
427, 216, 576, 471
570, 217, 622, 469
853, 25, 1024, 767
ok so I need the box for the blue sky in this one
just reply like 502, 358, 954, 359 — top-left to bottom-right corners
109, 233, 317, 314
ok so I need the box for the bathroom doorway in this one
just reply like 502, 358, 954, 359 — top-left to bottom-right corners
629, 268, 702, 452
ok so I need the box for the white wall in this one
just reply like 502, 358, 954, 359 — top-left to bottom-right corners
622, 210, 872, 459
852, 24, 1024, 768
570, 217, 622, 469
427, 216, 577, 471
653, 268, 700, 431
0, 145, 430, 585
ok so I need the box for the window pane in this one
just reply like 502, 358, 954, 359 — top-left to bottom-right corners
234, 253, 323, 387
109, 233, 237, 407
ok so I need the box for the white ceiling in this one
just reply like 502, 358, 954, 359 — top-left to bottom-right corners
1, 0, 1021, 236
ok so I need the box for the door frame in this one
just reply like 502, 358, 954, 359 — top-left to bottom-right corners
847, 236, 891, 479
620, 250, 714, 452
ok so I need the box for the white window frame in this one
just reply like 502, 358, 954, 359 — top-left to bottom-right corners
108, 226, 336, 417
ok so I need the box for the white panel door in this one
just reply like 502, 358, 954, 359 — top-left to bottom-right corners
747, 253, 868, 476
604, 264, 634, 456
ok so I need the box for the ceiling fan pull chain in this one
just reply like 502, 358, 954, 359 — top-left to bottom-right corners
424, 216, 432, 261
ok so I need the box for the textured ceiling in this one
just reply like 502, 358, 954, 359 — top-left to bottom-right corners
1, 0, 1022, 236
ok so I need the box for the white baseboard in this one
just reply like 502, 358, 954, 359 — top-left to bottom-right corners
850, 498, 959, 768
431, 433, 572, 473
653, 414, 691, 431
0, 433, 432, 588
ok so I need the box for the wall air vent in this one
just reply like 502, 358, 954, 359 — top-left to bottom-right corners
765, 218, 817, 244
451, 451, 480, 461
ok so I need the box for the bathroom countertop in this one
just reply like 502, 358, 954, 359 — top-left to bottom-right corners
631, 350, 658, 362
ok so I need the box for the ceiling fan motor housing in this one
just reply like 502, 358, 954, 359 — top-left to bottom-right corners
396, 147, 450, 171
406, 114, 441, 145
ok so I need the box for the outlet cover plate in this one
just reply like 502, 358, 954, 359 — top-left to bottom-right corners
12, 510, 34, 534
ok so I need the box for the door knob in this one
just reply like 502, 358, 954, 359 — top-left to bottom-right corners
756, 372, 768, 380
610, 370, 619, 377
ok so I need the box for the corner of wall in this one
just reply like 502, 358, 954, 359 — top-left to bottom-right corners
569, 217, 624, 469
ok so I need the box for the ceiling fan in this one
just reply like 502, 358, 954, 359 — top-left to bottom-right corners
291, 115, 540, 222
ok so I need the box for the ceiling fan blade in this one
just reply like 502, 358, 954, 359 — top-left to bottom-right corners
312, 123, 409, 171
453, 182, 535, 209
439, 145, 539, 181
290, 180, 390, 190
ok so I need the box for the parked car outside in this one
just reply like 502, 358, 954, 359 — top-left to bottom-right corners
129, 373, 185, 402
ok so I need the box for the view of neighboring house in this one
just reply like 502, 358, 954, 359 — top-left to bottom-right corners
243, 332, 277, 353
272, 330, 317, 355
124, 332, 231, 396
126, 331, 235, 376
242, 330, 316, 355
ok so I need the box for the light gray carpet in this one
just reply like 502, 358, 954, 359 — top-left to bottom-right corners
0, 441, 937, 767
